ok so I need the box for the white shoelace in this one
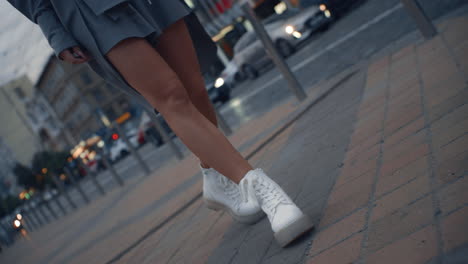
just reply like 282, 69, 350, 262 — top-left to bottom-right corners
241, 172, 289, 215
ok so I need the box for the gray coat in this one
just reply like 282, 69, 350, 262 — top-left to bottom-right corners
7, 0, 217, 114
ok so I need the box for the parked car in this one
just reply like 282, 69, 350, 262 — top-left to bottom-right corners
208, 78, 231, 104
300, 0, 366, 18
229, 5, 332, 80
215, 61, 242, 89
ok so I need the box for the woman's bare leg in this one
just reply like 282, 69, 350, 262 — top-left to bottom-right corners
155, 20, 218, 169
106, 38, 252, 184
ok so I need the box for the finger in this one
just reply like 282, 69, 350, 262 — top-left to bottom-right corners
72, 46, 91, 60
61, 51, 78, 63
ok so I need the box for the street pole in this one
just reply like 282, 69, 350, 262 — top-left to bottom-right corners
64, 167, 90, 204
51, 174, 77, 209
215, 108, 232, 136
148, 111, 184, 160
97, 147, 124, 186
42, 200, 58, 220
28, 202, 44, 226
401, 0, 437, 39
113, 121, 152, 175
240, 2, 307, 102
52, 194, 67, 216
77, 158, 106, 195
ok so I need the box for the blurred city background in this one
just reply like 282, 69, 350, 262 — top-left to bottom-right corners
0, 0, 466, 261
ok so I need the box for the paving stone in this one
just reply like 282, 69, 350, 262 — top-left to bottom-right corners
343, 144, 380, 172
366, 225, 438, 264
442, 206, 468, 253
337, 159, 378, 185
431, 103, 468, 133
320, 170, 374, 227
382, 130, 427, 163
344, 133, 381, 166
435, 150, 468, 186
367, 196, 434, 253
384, 104, 423, 137
427, 89, 468, 123
375, 156, 429, 198
438, 176, 468, 216
383, 117, 425, 149
310, 209, 367, 256
435, 134, 468, 164
380, 144, 430, 178
423, 73, 465, 108
371, 174, 431, 222
306, 234, 362, 264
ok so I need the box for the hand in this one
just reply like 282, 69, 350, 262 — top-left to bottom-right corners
59, 46, 91, 64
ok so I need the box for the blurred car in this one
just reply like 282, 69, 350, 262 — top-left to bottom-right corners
87, 153, 107, 173
137, 111, 174, 148
215, 61, 242, 89
208, 78, 231, 104
229, 5, 333, 80
300, 0, 366, 18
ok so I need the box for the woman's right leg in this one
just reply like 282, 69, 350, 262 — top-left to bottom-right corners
106, 37, 252, 183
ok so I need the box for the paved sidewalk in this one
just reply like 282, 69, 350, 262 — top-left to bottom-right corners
1, 11, 467, 264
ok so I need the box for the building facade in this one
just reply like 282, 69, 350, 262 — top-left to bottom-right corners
35, 55, 133, 151
0, 75, 42, 165
0, 138, 19, 197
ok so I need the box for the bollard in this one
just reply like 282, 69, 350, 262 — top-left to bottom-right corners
77, 158, 106, 195
149, 113, 184, 160
64, 167, 90, 204
97, 148, 124, 186
52, 194, 67, 216
241, 2, 307, 102
401, 0, 437, 39
42, 200, 58, 220
51, 174, 77, 209
113, 121, 151, 175
34, 199, 50, 224
29, 203, 44, 226
215, 108, 232, 136
22, 211, 37, 231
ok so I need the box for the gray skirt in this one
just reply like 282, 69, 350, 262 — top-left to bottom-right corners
70, 0, 217, 115
75, 0, 189, 54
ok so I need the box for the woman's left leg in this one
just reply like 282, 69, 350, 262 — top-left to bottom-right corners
155, 19, 218, 169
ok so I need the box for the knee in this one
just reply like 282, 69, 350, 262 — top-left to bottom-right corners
150, 76, 191, 113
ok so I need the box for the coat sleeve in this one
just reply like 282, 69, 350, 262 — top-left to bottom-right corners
7, 0, 79, 56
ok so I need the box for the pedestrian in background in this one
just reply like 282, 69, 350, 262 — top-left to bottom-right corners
7, 0, 313, 247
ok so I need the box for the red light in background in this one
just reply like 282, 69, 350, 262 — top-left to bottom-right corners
112, 133, 119, 140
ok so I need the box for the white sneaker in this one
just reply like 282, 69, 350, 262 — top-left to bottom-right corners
201, 166, 265, 224
239, 168, 314, 247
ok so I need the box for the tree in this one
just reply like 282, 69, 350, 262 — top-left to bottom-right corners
31, 151, 69, 190
13, 163, 35, 189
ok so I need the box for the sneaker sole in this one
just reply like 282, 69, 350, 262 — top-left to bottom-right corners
204, 198, 265, 225
274, 215, 314, 247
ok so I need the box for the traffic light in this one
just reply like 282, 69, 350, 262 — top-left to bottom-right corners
112, 133, 119, 140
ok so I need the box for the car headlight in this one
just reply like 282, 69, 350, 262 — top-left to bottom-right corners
285, 25, 295, 35
214, 77, 225, 88
319, 4, 326, 11
14, 220, 21, 228
324, 10, 331, 18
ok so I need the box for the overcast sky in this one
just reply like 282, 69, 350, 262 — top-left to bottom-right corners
0, 1, 53, 86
